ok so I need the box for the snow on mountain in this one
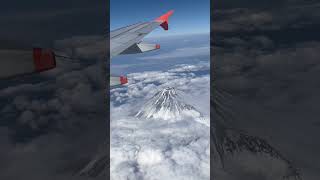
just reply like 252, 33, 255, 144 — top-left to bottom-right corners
135, 87, 205, 123
215, 128, 302, 180
212, 88, 302, 180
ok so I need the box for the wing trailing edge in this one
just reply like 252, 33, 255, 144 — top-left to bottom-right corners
120, 42, 160, 55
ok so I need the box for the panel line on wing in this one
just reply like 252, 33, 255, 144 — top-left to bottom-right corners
110, 22, 149, 39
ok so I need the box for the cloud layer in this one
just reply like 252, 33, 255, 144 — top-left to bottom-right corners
0, 36, 107, 180
213, 1, 320, 179
110, 63, 210, 180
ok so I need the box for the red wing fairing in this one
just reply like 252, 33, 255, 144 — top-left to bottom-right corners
0, 48, 56, 79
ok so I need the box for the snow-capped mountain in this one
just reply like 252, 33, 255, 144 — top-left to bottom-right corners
218, 128, 302, 180
211, 92, 301, 179
135, 87, 203, 122
212, 87, 302, 180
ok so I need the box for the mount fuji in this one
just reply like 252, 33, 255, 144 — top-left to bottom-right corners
212, 89, 302, 180
212, 127, 302, 180
135, 87, 205, 123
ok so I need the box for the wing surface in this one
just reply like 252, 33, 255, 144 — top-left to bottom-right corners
110, 10, 174, 58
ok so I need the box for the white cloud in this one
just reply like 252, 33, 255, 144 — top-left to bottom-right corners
110, 63, 210, 180
137, 149, 164, 166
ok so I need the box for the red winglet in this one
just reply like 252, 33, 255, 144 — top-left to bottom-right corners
155, 10, 174, 30
33, 48, 56, 72
156, 44, 160, 49
120, 76, 128, 85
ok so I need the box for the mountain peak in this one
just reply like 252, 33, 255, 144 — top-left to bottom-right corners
159, 87, 178, 96
135, 87, 202, 121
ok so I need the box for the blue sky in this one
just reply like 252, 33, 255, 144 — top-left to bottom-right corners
110, 0, 210, 37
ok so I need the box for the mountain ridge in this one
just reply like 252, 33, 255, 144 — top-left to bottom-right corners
135, 87, 204, 122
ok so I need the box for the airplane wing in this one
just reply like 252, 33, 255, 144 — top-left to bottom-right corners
0, 48, 56, 79
0, 11, 173, 84
110, 10, 174, 58
110, 10, 174, 87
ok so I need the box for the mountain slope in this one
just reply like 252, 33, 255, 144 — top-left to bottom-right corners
212, 87, 302, 180
135, 87, 203, 122
220, 128, 302, 180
